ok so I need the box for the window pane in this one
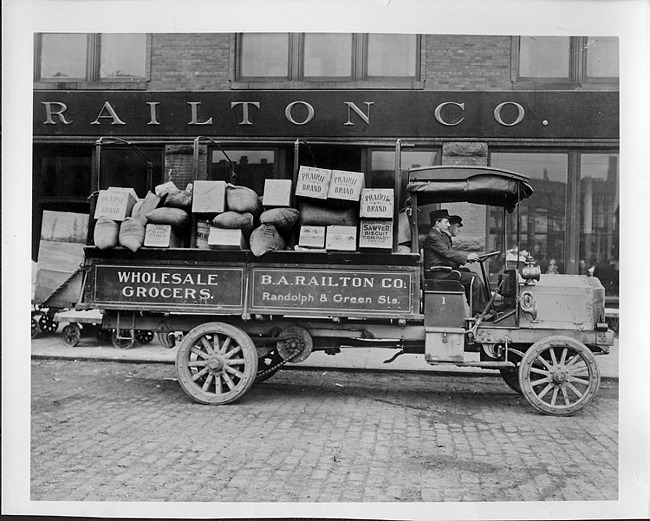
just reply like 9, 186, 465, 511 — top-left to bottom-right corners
586, 37, 619, 78
370, 150, 438, 224
100, 34, 146, 79
99, 147, 163, 197
34, 144, 92, 199
240, 33, 289, 77
579, 153, 619, 296
367, 34, 417, 77
490, 153, 568, 274
519, 36, 570, 78
210, 150, 276, 196
304, 33, 352, 77
40, 33, 87, 79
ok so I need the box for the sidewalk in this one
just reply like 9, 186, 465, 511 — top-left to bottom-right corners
31, 331, 619, 379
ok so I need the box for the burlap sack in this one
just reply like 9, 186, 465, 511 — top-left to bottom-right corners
250, 224, 286, 257
93, 217, 120, 250
145, 207, 190, 230
260, 207, 299, 233
119, 218, 146, 252
226, 184, 261, 214
297, 201, 358, 227
212, 211, 254, 232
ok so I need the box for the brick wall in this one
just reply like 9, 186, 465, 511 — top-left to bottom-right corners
148, 34, 231, 91
423, 35, 513, 90
163, 144, 207, 188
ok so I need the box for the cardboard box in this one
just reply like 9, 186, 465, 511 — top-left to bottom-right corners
94, 188, 138, 221
359, 220, 393, 249
325, 225, 357, 251
327, 170, 365, 201
40, 211, 89, 243
192, 180, 227, 213
208, 227, 246, 250
295, 166, 332, 200
298, 225, 326, 249
144, 224, 182, 248
359, 189, 394, 219
263, 179, 293, 207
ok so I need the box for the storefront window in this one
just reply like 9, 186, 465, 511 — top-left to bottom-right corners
490, 152, 568, 274
579, 153, 619, 296
99, 147, 163, 197
304, 33, 352, 78
100, 34, 147, 79
210, 150, 277, 196
240, 33, 289, 78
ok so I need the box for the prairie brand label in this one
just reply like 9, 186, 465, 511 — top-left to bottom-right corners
93, 265, 244, 309
250, 268, 412, 314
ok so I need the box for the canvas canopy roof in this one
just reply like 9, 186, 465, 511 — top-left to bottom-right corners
406, 165, 534, 212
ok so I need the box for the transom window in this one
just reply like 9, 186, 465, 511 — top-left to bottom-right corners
35, 33, 147, 82
517, 36, 618, 84
237, 33, 420, 82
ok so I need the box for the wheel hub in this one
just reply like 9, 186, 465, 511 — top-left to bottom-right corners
207, 356, 225, 372
552, 369, 569, 384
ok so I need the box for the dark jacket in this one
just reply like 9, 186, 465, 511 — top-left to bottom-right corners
423, 227, 468, 271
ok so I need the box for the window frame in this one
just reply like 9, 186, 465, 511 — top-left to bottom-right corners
233, 33, 423, 89
34, 33, 151, 90
511, 36, 619, 90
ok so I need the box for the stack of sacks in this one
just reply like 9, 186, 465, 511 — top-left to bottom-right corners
249, 180, 299, 257
93, 186, 141, 251
204, 183, 262, 250
141, 182, 192, 249
294, 166, 365, 252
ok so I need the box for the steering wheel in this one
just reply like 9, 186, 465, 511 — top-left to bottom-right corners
475, 251, 501, 263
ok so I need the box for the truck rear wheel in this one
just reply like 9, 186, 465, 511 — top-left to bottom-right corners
518, 336, 600, 416
175, 322, 258, 405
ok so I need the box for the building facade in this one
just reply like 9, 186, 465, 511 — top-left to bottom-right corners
32, 33, 620, 297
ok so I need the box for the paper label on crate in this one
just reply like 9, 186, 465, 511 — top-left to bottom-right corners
94, 189, 137, 221
144, 224, 177, 248
325, 225, 357, 251
298, 226, 326, 248
295, 166, 332, 200
208, 227, 245, 248
359, 189, 394, 218
327, 170, 365, 201
359, 220, 393, 249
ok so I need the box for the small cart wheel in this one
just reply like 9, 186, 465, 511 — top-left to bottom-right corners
38, 313, 59, 334
111, 329, 135, 350
175, 322, 258, 405
254, 349, 284, 384
31, 318, 41, 339
61, 323, 82, 347
157, 331, 175, 349
499, 347, 526, 395
135, 330, 154, 345
519, 336, 600, 416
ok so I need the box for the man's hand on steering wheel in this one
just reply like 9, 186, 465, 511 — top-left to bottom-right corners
467, 252, 480, 263
475, 251, 501, 263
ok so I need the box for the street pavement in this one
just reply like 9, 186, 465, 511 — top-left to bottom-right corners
31, 328, 619, 379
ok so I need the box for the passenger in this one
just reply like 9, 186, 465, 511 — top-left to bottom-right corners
423, 209, 487, 316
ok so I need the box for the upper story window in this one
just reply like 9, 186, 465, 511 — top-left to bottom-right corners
35, 33, 148, 88
236, 33, 421, 88
516, 36, 618, 88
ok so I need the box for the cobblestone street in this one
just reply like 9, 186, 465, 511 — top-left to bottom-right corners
31, 358, 618, 504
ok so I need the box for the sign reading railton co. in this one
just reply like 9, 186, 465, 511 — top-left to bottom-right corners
33, 90, 618, 139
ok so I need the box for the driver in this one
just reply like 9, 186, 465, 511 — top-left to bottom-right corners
424, 209, 487, 316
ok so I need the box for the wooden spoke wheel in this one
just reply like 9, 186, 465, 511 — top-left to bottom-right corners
518, 336, 600, 416
175, 322, 258, 405
38, 313, 59, 334
135, 330, 154, 345
499, 347, 525, 395
111, 329, 135, 350
61, 323, 82, 347
254, 349, 284, 384
31, 318, 40, 339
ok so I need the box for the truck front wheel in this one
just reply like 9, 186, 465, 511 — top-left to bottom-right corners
518, 336, 600, 416
175, 322, 258, 405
